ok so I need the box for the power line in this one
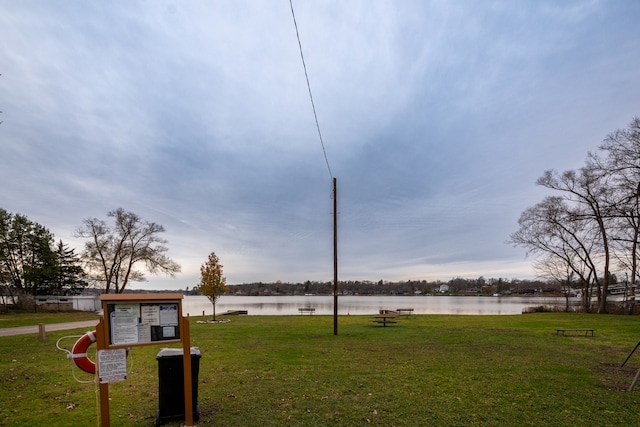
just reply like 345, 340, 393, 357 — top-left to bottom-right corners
289, 0, 333, 179
289, 3, 339, 335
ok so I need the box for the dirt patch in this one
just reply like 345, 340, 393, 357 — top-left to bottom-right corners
597, 362, 640, 392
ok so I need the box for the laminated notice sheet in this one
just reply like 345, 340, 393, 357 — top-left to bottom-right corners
98, 348, 127, 384
141, 305, 160, 325
110, 313, 139, 345
159, 304, 179, 326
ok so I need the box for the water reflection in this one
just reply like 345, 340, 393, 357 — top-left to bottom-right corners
183, 295, 569, 316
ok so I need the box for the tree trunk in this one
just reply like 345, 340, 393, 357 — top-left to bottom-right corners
581, 279, 591, 313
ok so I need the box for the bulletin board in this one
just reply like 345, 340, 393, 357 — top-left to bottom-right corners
96, 293, 195, 426
100, 293, 183, 349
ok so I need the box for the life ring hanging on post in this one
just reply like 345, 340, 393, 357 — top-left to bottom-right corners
70, 330, 98, 374
70, 331, 129, 375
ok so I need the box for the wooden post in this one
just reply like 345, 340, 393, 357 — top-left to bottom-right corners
96, 318, 110, 427
333, 177, 338, 336
182, 317, 194, 426
38, 323, 46, 342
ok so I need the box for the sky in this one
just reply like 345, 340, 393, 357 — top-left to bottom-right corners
2, 1, 640, 290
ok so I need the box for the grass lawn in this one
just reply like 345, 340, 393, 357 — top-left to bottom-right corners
0, 310, 100, 328
1, 312, 640, 426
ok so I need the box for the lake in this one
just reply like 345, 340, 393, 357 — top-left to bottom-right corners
183, 295, 571, 316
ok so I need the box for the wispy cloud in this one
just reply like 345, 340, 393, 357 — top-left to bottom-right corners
1, 0, 639, 287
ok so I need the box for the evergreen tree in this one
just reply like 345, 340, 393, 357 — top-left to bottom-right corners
0, 209, 57, 306
54, 240, 87, 295
0, 210, 88, 310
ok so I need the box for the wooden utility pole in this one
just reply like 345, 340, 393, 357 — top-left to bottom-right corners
333, 177, 338, 336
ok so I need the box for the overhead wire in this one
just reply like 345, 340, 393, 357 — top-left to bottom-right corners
289, 0, 333, 179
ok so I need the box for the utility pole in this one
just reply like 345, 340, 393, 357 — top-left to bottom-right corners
333, 177, 338, 335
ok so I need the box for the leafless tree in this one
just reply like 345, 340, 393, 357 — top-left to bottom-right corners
533, 256, 577, 312
509, 196, 599, 312
76, 208, 181, 293
536, 165, 613, 313
511, 118, 640, 314
596, 118, 640, 293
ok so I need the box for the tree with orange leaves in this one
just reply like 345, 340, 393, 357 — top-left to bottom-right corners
196, 252, 228, 321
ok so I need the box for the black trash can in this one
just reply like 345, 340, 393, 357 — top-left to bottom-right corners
156, 347, 201, 426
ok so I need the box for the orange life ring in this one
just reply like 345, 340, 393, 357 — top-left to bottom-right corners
71, 330, 130, 375
71, 330, 98, 374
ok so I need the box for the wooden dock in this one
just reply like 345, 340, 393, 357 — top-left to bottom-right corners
221, 310, 248, 316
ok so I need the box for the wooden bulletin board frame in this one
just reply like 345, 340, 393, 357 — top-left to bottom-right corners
96, 293, 194, 427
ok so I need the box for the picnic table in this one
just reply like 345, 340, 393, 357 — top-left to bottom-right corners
372, 315, 397, 327
298, 307, 315, 315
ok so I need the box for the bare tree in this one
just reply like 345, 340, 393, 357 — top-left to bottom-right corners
76, 208, 181, 293
597, 118, 640, 296
536, 166, 613, 313
599, 118, 640, 173
511, 118, 640, 314
509, 196, 599, 312
533, 256, 577, 312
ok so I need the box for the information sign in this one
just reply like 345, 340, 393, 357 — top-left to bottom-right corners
159, 304, 179, 325
141, 305, 160, 324
110, 313, 139, 345
98, 349, 128, 384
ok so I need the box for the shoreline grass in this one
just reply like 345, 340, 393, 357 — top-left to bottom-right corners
1, 313, 640, 426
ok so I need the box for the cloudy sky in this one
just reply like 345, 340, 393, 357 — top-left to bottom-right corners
2, 1, 639, 289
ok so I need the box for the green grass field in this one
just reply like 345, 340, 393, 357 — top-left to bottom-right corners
2, 312, 640, 426
0, 310, 100, 328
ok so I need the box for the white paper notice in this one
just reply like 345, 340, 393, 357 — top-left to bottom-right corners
111, 315, 139, 345
98, 349, 127, 384
162, 326, 176, 338
141, 305, 160, 325
137, 323, 151, 343
114, 303, 140, 318
159, 304, 179, 326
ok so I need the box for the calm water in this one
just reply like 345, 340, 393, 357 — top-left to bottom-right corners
183, 295, 570, 316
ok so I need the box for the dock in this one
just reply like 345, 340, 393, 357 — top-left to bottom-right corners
221, 310, 248, 316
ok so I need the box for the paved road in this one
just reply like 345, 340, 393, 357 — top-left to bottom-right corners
0, 320, 98, 337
